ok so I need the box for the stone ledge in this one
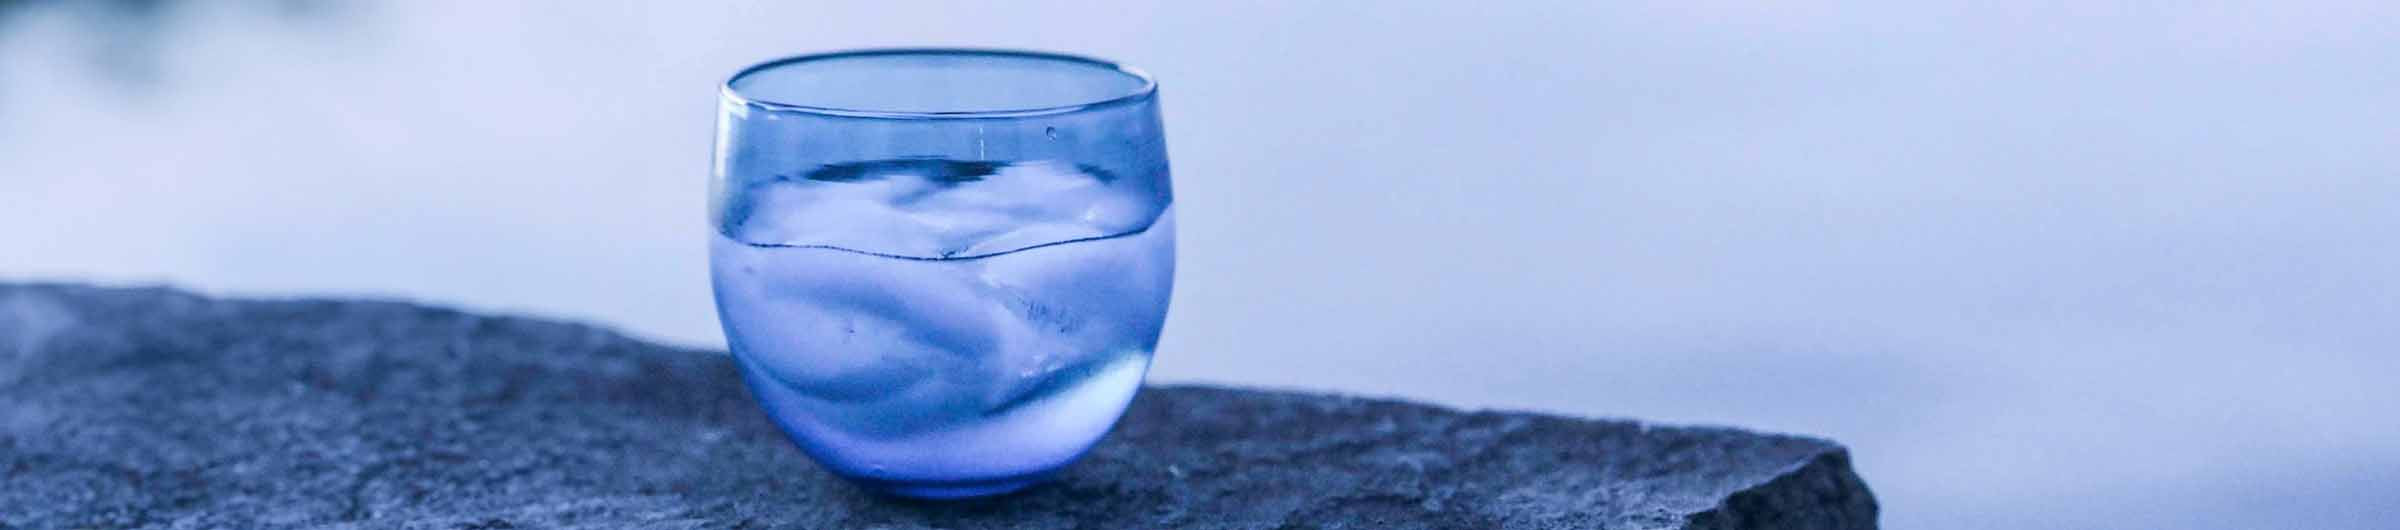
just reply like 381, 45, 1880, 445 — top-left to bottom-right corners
0, 283, 1876, 529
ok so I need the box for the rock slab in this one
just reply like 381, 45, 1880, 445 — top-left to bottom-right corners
0, 283, 1875, 529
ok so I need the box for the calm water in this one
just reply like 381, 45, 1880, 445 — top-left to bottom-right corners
6, 2, 2398, 526
710, 159, 1173, 497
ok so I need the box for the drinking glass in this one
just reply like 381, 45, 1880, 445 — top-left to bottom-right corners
708, 49, 1174, 499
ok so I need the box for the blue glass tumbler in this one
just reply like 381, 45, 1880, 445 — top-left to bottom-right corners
708, 49, 1173, 499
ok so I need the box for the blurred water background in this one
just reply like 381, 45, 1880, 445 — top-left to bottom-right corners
3, 2, 2395, 528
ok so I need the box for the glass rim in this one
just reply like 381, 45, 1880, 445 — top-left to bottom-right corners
720, 48, 1159, 120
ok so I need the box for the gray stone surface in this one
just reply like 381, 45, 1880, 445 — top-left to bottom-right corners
0, 283, 1875, 529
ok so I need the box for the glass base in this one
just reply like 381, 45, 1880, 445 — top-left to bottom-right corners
841, 471, 1059, 500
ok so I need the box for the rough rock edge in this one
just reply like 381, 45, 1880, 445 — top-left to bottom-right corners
0, 282, 1877, 529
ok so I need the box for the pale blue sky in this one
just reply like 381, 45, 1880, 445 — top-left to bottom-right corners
3, 2, 2396, 528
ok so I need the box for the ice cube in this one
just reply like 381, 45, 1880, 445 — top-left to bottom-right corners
969, 209, 1176, 410
711, 234, 997, 400
720, 159, 1164, 259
